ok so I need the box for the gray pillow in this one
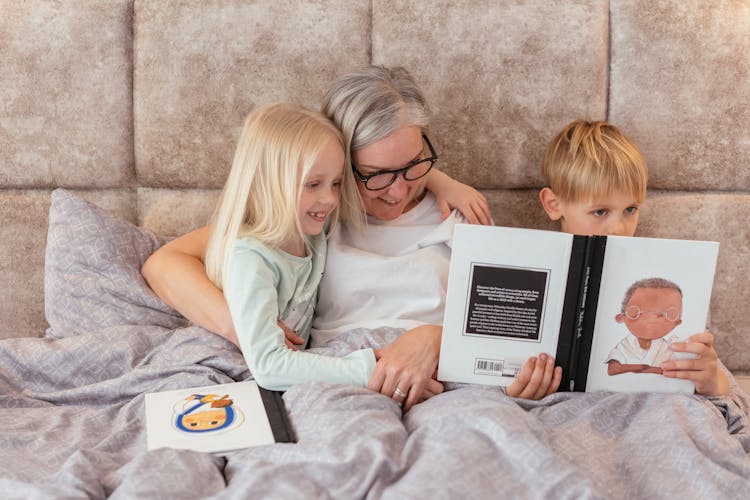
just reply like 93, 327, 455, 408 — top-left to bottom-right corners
44, 189, 188, 338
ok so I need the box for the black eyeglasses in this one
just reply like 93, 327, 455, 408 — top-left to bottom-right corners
352, 133, 438, 191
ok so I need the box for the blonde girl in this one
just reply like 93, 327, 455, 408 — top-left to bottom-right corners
207, 102, 375, 390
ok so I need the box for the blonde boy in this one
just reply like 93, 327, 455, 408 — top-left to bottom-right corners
538, 120, 728, 396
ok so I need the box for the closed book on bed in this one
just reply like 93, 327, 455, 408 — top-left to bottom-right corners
145, 380, 295, 454
437, 225, 719, 394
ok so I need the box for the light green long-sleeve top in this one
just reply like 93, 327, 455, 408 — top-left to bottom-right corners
224, 234, 376, 391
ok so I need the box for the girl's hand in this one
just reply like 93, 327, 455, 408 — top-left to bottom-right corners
368, 325, 443, 412
277, 321, 305, 350
506, 353, 562, 400
426, 169, 491, 225
661, 331, 730, 396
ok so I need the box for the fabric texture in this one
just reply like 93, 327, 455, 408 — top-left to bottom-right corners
44, 189, 187, 338
312, 192, 463, 346
0, 324, 748, 498
224, 235, 376, 390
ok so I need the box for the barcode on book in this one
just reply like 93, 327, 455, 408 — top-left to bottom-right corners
474, 358, 504, 377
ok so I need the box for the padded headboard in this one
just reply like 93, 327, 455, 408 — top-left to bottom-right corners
1, 1, 749, 374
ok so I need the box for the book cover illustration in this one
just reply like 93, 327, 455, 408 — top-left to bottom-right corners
172, 393, 244, 434
583, 235, 715, 393
606, 277, 685, 377
145, 381, 278, 454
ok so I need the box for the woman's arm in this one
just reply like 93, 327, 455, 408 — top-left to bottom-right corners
425, 169, 491, 225
141, 225, 308, 350
141, 226, 237, 343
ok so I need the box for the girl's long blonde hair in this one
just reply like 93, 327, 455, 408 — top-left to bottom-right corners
205, 102, 345, 289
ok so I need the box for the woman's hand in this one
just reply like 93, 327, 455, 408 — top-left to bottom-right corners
506, 353, 562, 400
661, 331, 729, 396
368, 324, 444, 411
425, 169, 491, 225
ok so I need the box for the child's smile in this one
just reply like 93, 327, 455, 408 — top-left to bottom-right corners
298, 138, 345, 237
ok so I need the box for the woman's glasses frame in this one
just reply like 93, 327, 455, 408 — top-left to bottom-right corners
351, 133, 438, 191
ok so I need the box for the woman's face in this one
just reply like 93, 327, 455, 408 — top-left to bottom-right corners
351, 125, 426, 221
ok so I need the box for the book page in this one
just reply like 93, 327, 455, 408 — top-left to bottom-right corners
145, 380, 276, 454
438, 225, 574, 386
585, 236, 719, 393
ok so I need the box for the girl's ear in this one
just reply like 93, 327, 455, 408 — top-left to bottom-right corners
539, 187, 563, 221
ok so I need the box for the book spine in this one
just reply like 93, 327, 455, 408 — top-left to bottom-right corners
571, 236, 607, 391
555, 235, 589, 392
259, 388, 296, 443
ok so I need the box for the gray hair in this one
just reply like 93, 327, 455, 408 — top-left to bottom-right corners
321, 65, 430, 156
621, 277, 682, 312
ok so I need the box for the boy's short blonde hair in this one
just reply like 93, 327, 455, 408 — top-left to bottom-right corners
541, 120, 648, 203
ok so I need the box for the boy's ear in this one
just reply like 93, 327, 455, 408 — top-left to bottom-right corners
539, 187, 563, 221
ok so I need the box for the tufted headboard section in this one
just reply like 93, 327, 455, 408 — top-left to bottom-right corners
1, 1, 749, 375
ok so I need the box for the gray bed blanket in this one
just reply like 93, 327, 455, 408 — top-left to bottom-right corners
1, 325, 749, 499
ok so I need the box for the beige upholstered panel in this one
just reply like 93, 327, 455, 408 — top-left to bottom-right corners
138, 188, 219, 237
484, 189, 558, 231
638, 192, 750, 372
0, 192, 50, 338
372, 0, 609, 189
1, 1, 749, 375
0, 0, 134, 188
134, 0, 371, 189
610, 1, 750, 190
0, 190, 136, 340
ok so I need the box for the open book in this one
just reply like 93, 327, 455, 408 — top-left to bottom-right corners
145, 380, 294, 454
437, 225, 719, 393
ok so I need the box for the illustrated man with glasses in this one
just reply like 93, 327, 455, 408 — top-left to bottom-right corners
606, 277, 684, 376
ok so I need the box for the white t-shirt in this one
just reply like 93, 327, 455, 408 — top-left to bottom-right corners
311, 192, 463, 347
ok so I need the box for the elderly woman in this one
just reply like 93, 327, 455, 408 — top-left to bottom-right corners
142, 65, 560, 410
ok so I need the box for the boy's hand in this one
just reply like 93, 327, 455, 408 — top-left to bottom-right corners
661, 331, 729, 396
506, 353, 562, 400
427, 169, 491, 224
